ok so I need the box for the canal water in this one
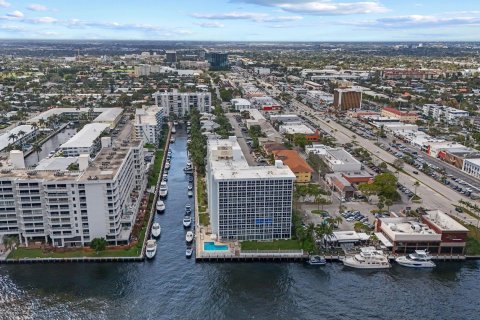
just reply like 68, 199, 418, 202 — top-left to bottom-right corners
1, 129, 479, 319
24, 128, 77, 167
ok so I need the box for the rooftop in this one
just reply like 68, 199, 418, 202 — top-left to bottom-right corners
279, 124, 314, 135
60, 123, 110, 149
424, 210, 469, 232
0, 125, 34, 151
272, 149, 314, 173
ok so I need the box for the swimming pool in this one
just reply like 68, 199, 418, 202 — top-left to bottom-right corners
203, 242, 229, 251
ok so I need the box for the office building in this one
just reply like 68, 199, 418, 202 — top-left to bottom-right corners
333, 88, 362, 110
165, 50, 177, 64
206, 52, 229, 70
324, 148, 362, 172
206, 137, 296, 241
134, 106, 164, 145
0, 125, 146, 248
154, 90, 211, 117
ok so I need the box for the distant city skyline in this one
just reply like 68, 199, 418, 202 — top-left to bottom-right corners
0, 0, 480, 41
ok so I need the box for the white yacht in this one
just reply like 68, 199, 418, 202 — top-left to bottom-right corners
308, 255, 326, 266
173, 121, 179, 126
188, 190, 193, 197
145, 239, 157, 259
185, 231, 194, 243
343, 247, 391, 269
151, 222, 161, 238
395, 250, 436, 268
170, 137, 175, 143
159, 182, 168, 198
156, 200, 165, 213
171, 126, 176, 134
186, 247, 193, 258
165, 161, 170, 170
183, 216, 192, 228
187, 184, 193, 191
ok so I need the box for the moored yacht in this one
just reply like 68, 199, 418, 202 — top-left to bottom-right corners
395, 250, 436, 268
186, 247, 193, 258
308, 255, 326, 266
145, 239, 157, 259
156, 199, 165, 213
183, 216, 192, 228
171, 126, 176, 134
151, 222, 161, 238
186, 231, 194, 243
159, 181, 168, 198
343, 247, 391, 269
185, 204, 192, 215
165, 161, 170, 170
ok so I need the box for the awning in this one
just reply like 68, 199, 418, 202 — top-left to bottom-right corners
375, 232, 393, 248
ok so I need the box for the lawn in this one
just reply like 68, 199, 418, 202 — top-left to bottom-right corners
241, 239, 303, 251
8, 246, 142, 259
199, 212, 209, 226
148, 150, 164, 187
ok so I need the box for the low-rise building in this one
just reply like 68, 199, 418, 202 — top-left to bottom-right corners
463, 158, 480, 179
231, 98, 252, 110
375, 210, 468, 255
272, 149, 314, 183
324, 148, 362, 172
381, 107, 418, 123
279, 124, 320, 142
423, 104, 469, 124
60, 123, 110, 157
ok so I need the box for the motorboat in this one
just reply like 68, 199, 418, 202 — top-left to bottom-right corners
156, 200, 165, 213
173, 121, 179, 126
308, 255, 326, 266
395, 250, 436, 268
343, 247, 391, 269
171, 126, 176, 134
145, 239, 157, 259
159, 181, 168, 198
185, 204, 192, 215
162, 173, 168, 181
188, 184, 193, 191
186, 247, 193, 258
151, 222, 161, 238
170, 137, 175, 143
165, 161, 170, 170
185, 231, 194, 243
188, 190, 193, 197
184, 166, 193, 174
183, 216, 192, 228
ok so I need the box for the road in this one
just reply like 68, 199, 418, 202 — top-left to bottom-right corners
226, 113, 257, 166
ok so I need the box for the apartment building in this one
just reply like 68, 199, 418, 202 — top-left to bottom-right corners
206, 137, 296, 241
154, 90, 211, 117
0, 131, 146, 248
423, 104, 469, 124
59, 123, 110, 157
134, 105, 164, 145
0, 125, 37, 152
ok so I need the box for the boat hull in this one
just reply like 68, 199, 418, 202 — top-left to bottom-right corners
343, 258, 391, 269
395, 258, 436, 268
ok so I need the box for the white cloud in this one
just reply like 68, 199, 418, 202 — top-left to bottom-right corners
6, 10, 24, 18
28, 16, 58, 23
0, 0, 10, 8
347, 15, 480, 29
195, 21, 225, 28
191, 11, 302, 23
234, 0, 388, 15
0, 24, 25, 31
27, 3, 48, 11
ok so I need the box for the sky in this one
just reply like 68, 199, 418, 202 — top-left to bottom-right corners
0, 0, 480, 41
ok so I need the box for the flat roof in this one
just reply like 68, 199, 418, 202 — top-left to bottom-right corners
279, 124, 314, 135
93, 108, 123, 123
326, 148, 360, 165
0, 125, 34, 151
29, 108, 122, 124
424, 210, 468, 232
60, 123, 110, 149
35, 157, 78, 171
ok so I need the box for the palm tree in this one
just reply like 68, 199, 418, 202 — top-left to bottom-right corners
8, 133, 17, 145
17, 130, 26, 150
413, 181, 420, 196
38, 118, 45, 129
32, 143, 42, 162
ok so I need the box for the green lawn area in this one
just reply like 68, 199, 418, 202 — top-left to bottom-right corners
8, 245, 142, 259
451, 216, 480, 256
241, 239, 303, 251
148, 150, 164, 187
199, 212, 209, 226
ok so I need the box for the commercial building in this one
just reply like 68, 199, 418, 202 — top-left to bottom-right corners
279, 124, 320, 142
323, 148, 362, 172
0, 125, 147, 248
462, 158, 480, 179
333, 88, 362, 110
206, 137, 296, 241
231, 98, 252, 110
269, 114, 302, 125
206, 52, 229, 70
381, 107, 418, 123
272, 149, 314, 184
154, 90, 211, 117
134, 105, 164, 145
375, 210, 468, 255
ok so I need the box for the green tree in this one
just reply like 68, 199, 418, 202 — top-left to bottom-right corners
90, 238, 107, 253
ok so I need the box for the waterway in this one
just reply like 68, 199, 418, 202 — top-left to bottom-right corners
24, 127, 77, 167
1, 128, 480, 320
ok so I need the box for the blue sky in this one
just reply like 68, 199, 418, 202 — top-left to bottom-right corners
0, 0, 479, 41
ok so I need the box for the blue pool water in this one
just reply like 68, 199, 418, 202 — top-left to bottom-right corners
204, 242, 229, 251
